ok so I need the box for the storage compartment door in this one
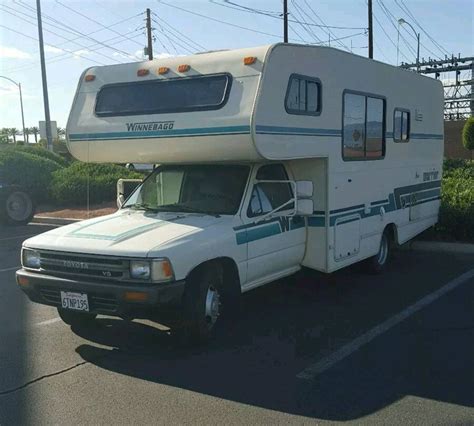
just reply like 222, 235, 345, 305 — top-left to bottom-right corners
334, 215, 361, 261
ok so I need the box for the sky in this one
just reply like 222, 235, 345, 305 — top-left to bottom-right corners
0, 0, 472, 133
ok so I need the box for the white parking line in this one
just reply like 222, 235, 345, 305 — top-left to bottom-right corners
0, 234, 35, 242
36, 317, 61, 326
297, 267, 474, 380
0, 266, 20, 273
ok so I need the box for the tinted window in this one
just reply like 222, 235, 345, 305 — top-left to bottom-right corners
95, 74, 231, 117
343, 92, 385, 160
248, 165, 293, 217
285, 75, 321, 115
394, 109, 410, 142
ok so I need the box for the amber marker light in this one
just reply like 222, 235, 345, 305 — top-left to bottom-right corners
123, 291, 149, 302
17, 275, 29, 287
178, 64, 190, 72
243, 56, 257, 65
137, 69, 150, 77
84, 74, 95, 82
158, 67, 169, 75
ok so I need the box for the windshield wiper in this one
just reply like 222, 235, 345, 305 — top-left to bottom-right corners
157, 204, 220, 217
127, 203, 160, 212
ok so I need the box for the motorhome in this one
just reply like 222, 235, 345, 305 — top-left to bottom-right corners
17, 44, 444, 342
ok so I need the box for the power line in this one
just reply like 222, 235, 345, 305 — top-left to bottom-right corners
290, 0, 322, 43
55, 0, 143, 47
209, 0, 367, 30
11, 2, 137, 59
151, 20, 196, 54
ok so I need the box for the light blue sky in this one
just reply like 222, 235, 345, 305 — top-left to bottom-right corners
0, 0, 472, 132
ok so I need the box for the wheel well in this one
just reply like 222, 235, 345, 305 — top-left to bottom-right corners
385, 223, 399, 245
187, 257, 241, 293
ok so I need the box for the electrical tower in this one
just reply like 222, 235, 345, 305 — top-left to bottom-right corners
400, 56, 473, 121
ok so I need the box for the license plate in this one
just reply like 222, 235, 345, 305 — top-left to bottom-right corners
60, 291, 89, 312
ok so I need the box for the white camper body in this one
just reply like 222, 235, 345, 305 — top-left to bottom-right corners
18, 44, 443, 338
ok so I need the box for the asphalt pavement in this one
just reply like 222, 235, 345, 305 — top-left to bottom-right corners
0, 223, 473, 424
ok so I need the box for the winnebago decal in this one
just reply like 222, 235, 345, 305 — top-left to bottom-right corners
126, 121, 175, 132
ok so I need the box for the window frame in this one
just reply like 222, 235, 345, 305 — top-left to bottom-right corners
341, 89, 386, 162
284, 73, 322, 117
393, 108, 411, 143
94, 72, 233, 118
246, 164, 294, 218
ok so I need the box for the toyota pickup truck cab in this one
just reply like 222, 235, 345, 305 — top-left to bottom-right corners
17, 44, 444, 342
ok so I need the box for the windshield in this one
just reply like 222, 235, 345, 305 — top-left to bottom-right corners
123, 165, 249, 215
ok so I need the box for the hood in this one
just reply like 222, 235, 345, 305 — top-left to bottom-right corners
24, 210, 227, 257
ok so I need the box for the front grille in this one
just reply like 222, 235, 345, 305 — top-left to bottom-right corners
39, 286, 119, 313
37, 250, 130, 282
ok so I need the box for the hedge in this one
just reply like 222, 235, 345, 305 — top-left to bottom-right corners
0, 144, 69, 167
0, 150, 63, 201
462, 116, 474, 151
50, 162, 142, 206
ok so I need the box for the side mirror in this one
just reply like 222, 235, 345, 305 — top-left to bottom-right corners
296, 181, 313, 198
116, 178, 143, 209
117, 194, 125, 209
296, 199, 314, 216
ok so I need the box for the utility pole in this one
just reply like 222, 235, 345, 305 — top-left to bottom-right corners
368, 0, 373, 58
283, 0, 288, 43
146, 8, 153, 60
36, 0, 53, 152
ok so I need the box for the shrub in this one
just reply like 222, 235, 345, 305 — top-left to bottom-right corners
462, 116, 474, 151
436, 166, 474, 241
50, 162, 142, 206
0, 150, 63, 201
443, 158, 474, 178
0, 144, 69, 167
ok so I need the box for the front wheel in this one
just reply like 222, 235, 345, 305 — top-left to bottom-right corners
175, 264, 223, 345
2, 189, 35, 225
57, 308, 97, 328
364, 230, 391, 274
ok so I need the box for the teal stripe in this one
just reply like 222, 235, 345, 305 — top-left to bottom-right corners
256, 125, 341, 137
69, 125, 251, 141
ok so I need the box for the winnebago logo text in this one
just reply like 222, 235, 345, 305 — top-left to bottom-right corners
126, 121, 174, 132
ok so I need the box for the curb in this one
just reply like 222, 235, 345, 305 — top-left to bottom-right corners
32, 216, 82, 226
408, 240, 474, 255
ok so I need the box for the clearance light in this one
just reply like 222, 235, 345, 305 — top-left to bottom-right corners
123, 291, 149, 302
178, 64, 190, 72
84, 74, 95, 82
137, 69, 150, 77
158, 67, 169, 75
243, 56, 257, 65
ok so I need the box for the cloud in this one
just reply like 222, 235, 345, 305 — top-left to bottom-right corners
73, 49, 90, 59
44, 45, 64, 54
133, 50, 176, 61
0, 46, 31, 59
112, 51, 135, 60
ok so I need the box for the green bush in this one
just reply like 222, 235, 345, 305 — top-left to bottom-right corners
462, 116, 474, 151
435, 163, 474, 241
50, 162, 142, 206
0, 144, 69, 167
0, 150, 63, 201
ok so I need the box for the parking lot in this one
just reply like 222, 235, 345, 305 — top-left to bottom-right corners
0, 223, 473, 424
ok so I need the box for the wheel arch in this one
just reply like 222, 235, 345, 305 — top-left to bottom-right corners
385, 222, 399, 245
186, 257, 241, 293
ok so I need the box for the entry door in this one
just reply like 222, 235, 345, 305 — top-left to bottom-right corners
243, 164, 306, 285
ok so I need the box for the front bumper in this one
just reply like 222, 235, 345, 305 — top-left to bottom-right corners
16, 269, 186, 320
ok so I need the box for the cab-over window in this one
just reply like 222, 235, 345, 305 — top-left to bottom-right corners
285, 74, 321, 116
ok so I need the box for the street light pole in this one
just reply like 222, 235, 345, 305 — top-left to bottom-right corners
398, 18, 420, 71
0, 76, 26, 142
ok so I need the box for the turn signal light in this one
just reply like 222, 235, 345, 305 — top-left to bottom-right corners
243, 56, 257, 65
84, 74, 95, 82
123, 291, 149, 302
17, 275, 29, 287
178, 64, 190, 72
158, 67, 169, 75
137, 69, 150, 77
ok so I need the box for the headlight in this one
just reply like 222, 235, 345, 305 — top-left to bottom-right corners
130, 259, 174, 282
22, 248, 41, 269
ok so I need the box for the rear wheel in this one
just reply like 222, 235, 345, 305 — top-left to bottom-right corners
57, 308, 97, 327
364, 229, 391, 274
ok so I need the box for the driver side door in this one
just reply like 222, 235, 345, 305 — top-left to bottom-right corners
241, 164, 306, 288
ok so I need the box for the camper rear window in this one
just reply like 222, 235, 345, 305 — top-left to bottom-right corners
94, 74, 231, 117
285, 74, 321, 116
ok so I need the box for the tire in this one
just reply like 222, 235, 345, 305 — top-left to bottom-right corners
175, 263, 224, 345
57, 308, 97, 327
2, 188, 35, 225
364, 229, 391, 274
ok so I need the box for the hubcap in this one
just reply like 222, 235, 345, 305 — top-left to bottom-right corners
6, 192, 32, 222
205, 285, 220, 328
377, 234, 388, 265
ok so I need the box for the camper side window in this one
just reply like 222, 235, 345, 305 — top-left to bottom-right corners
343, 92, 385, 160
285, 75, 321, 116
394, 109, 410, 142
